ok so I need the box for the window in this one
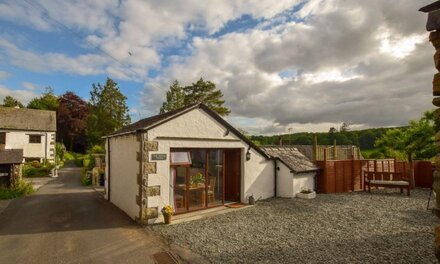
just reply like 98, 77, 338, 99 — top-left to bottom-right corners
0, 133, 5, 144
29, 135, 42, 144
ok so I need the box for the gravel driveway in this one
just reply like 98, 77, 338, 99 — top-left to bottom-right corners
152, 189, 437, 263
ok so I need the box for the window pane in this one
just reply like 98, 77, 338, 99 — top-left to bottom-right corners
188, 150, 206, 210
207, 150, 223, 206
0, 133, 5, 144
173, 166, 187, 213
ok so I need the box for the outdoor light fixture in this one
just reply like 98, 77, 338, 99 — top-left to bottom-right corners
224, 129, 230, 136
246, 146, 251, 161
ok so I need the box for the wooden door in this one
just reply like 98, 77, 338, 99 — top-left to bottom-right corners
224, 149, 241, 202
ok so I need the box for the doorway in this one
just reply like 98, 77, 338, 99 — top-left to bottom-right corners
224, 149, 241, 202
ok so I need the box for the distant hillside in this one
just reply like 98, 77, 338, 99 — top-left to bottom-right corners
250, 127, 407, 150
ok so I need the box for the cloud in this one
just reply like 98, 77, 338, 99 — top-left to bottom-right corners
0, 0, 436, 134
0, 85, 38, 105
143, 0, 435, 134
0, 70, 10, 80
21, 82, 37, 90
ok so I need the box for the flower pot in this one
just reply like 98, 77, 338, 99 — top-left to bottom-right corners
296, 191, 316, 199
164, 214, 172, 224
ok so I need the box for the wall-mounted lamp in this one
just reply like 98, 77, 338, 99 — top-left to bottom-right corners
246, 146, 251, 161
224, 129, 230, 136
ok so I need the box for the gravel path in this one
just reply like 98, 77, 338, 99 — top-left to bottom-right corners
152, 189, 438, 263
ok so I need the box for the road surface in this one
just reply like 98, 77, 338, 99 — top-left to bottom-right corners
0, 162, 174, 264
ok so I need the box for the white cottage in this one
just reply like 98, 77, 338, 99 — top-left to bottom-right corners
0, 107, 56, 163
104, 103, 318, 224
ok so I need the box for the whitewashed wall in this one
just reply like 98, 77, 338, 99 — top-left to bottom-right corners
105, 135, 139, 220
276, 162, 294, 198
2, 130, 55, 162
293, 172, 316, 195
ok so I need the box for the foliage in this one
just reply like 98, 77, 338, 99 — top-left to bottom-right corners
0, 181, 34, 200
300, 187, 313, 194
87, 78, 131, 146
64, 151, 75, 161
375, 111, 437, 161
2, 96, 24, 108
23, 162, 55, 177
161, 205, 174, 216
87, 145, 105, 154
55, 143, 66, 167
250, 126, 402, 150
27, 87, 59, 111
160, 80, 186, 114
57, 91, 89, 152
80, 169, 92, 186
160, 78, 231, 116
190, 172, 205, 185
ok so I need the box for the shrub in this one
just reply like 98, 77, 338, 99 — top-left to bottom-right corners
0, 181, 34, 200
80, 169, 92, 186
23, 163, 55, 177
31, 160, 42, 168
88, 145, 105, 154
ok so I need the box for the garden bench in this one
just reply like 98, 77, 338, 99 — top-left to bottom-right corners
363, 171, 410, 196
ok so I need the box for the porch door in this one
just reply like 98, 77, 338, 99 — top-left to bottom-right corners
224, 149, 241, 202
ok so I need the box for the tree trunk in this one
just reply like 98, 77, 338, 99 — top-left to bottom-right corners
408, 153, 415, 189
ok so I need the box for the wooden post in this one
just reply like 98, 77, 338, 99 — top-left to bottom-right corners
333, 139, 337, 160
313, 134, 318, 162
351, 153, 355, 191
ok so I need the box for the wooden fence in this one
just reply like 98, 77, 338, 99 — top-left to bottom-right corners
316, 159, 434, 193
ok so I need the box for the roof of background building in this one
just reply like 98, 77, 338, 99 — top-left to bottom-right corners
0, 107, 56, 132
261, 146, 319, 173
0, 149, 23, 164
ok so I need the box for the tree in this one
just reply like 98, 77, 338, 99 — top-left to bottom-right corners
375, 110, 437, 187
160, 78, 231, 116
340, 122, 350, 132
57, 92, 89, 152
2, 96, 24, 108
329, 127, 337, 134
159, 80, 185, 114
27, 87, 59, 111
87, 78, 131, 146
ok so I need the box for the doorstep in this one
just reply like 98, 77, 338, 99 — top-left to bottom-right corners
169, 204, 253, 225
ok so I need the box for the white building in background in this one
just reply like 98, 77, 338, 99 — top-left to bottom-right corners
0, 107, 56, 163
104, 103, 318, 224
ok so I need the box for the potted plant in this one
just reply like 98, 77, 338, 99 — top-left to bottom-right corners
161, 205, 174, 224
296, 187, 316, 199
190, 172, 204, 187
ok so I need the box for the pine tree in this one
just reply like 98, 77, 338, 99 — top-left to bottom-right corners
87, 78, 131, 145
183, 78, 230, 116
159, 80, 185, 114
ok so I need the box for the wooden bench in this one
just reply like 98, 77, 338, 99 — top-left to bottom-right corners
363, 171, 410, 196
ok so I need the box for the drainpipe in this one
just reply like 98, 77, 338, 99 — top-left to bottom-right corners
44, 132, 48, 163
273, 158, 278, 197
107, 138, 111, 202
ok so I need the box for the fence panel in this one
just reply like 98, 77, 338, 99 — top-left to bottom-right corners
316, 159, 433, 193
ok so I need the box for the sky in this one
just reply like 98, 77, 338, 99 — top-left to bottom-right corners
0, 0, 436, 135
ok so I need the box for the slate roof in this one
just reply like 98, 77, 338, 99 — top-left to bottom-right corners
0, 107, 56, 132
261, 146, 319, 173
0, 149, 23, 164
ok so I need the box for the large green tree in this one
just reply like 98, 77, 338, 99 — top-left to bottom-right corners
159, 80, 185, 114
2, 96, 24, 108
57, 91, 89, 152
87, 78, 131, 145
375, 110, 437, 187
160, 78, 230, 116
27, 87, 59, 111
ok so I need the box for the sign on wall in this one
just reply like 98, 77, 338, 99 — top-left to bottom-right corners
151, 154, 167, 161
